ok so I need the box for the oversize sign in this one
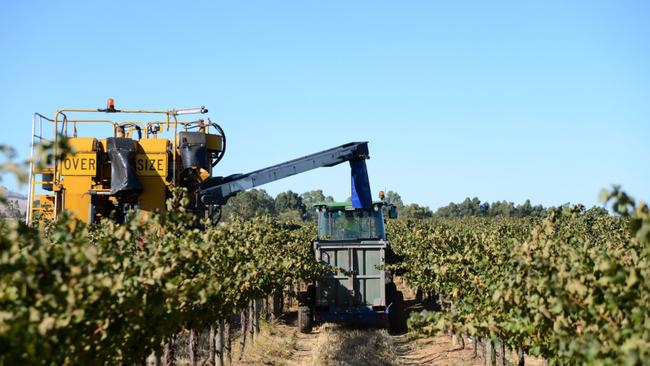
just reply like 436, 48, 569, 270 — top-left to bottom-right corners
60, 153, 98, 176
135, 153, 167, 177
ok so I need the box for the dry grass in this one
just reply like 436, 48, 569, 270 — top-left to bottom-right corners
233, 318, 297, 366
310, 324, 399, 366
170, 320, 545, 366
234, 321, 400, 366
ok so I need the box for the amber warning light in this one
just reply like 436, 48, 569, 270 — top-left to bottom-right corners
107, 98, 115, 112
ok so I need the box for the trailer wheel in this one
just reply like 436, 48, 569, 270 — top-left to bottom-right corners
386, 282, 397, 297
298, 305, 312, 333
389, 290, 405, 334
306, 284, 316, 304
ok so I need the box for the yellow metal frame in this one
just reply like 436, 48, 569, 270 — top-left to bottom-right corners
28, 104, 215, 224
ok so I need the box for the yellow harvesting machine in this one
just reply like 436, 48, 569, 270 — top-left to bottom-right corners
27, 99, 370, 225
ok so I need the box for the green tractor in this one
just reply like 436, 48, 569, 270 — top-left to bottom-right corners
298, 200, 405, 333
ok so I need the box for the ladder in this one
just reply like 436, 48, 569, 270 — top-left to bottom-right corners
26, 113, 58, 224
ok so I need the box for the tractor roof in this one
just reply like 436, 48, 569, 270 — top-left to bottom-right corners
313, 201, 385, 209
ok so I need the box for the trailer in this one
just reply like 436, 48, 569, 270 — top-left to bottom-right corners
298, 200, 405, 333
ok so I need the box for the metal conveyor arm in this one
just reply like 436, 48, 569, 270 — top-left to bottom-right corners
199, 141, 369, 205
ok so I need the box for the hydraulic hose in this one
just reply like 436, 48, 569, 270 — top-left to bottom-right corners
210, 122, 226, 167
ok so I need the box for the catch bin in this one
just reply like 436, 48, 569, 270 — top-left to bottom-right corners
299, 201, 404, 333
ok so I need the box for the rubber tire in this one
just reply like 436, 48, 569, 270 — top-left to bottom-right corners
389, 291, 405, 334
306, 284, 316, 305
385, 282, 397, 298
298, 305, 312, 334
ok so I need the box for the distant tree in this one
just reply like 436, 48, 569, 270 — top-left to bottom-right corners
435, 198, 547, 218
435, 202, 458, 218
586, 206, 609, 216
383, 191, 404, 210
488, 200, 516, 217
516, 199, 533, 217
479, 202, 490, 216
0, 199, 22, 219
401, 203, 433, 220
221, 189, 275, 221
457, 197, 482, 216
277, 209, 304, 223
274, 191, 306, 218
301, 190, 334, 220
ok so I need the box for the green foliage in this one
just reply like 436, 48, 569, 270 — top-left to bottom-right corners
274, 190, 306, 219
300, 189, 330, 206
221, 188, 275, 221
383, 191, 404, 210
435, 197, 547, 218
0, 189, 324, 365
400, 203, 433, 220
389, 192, 650, 365
0, 200, 22, 219
0, 146, 27, 201
223, 189, 341, 222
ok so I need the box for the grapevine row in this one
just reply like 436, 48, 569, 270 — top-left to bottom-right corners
0, 189, 325, 365
388, 196, 650, 365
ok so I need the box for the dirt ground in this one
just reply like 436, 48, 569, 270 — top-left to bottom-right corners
211, 279, 544, 366
231, 304, 543, 366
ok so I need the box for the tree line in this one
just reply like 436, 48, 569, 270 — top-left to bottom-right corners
221, 189, 334, 222
222, 189, 561, 222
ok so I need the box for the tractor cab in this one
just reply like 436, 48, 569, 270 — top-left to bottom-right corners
314, 202, 390, 241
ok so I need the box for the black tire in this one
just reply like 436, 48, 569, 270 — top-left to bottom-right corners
298, 305, 312, 333
298, 284, 316, 307
389, 291, 405, 334
385, 282, 397, 297
306, 284, 316, 305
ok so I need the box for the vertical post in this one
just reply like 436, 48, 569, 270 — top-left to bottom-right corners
171, 113, 177, 185
215, 320, 224, 366
263, 297, 269, 321
53, 112, 59, 186
483, 340, 488, 366
485, 339, 496, 366
239, 310, 248, 361
288, 285, 293, 308
249, 301, 255, 341
481, 340, 490, 366
208, 324, 215, 365
488, 339, 496, 366
189, 328, 197, 366
273, 291, 284, 318
225, 320, 232, 365
26, 114, 37, 224
163, 334, 176, 366
254, 300, 260, 336
499, 340, 506, 366
472, 337, 478, 358
152, 352, 161, 366
269, 294, 275, 320
518, 348, 525, 366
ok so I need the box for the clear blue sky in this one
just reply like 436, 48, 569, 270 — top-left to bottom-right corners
1, 1, 648, 209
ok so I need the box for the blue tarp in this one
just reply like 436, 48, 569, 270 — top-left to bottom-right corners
350, 159, 372, 208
